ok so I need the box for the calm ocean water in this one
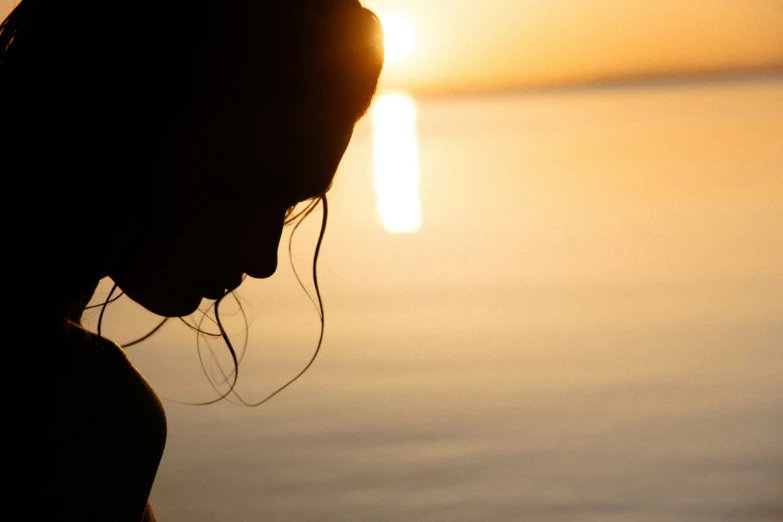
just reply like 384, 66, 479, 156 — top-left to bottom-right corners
88, 78, 783, 521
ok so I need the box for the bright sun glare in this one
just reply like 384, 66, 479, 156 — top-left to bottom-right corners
379, 14, 415, 64
372, 92, 421, 234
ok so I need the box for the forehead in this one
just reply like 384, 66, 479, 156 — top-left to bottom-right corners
272, 111, 356, 200
211, 101, 355, 208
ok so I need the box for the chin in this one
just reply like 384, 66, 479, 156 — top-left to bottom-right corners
122, 286, 204, 318
203, 289, 230, 301
160, 298, 203, 318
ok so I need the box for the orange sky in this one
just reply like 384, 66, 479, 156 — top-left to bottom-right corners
366, 0, 783, 96
2, 1, 782, 95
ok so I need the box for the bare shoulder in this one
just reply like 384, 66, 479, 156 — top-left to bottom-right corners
59, 325, 167, 446
13, 325, 167, 521
70, 326, 168, 521
90, 329, 168, 442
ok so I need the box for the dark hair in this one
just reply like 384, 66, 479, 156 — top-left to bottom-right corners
3, 0, 383, 396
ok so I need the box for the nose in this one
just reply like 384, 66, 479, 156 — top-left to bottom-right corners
241, 207, 286, 279
245, 254, 278, 279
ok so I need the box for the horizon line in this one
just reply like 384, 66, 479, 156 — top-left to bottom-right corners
385, 66, 783, 101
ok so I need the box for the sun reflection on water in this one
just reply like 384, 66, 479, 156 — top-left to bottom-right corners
371, 91, 421, 234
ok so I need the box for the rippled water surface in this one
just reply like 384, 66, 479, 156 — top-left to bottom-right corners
91, 79, 783, 521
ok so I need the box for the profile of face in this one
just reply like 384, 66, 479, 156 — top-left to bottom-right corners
109, 87, 358, 317
97, 2, 383, 318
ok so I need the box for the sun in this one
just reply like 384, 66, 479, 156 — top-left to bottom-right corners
379, 14, 415, 64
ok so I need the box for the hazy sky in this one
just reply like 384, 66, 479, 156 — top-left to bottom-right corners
365, 0, 783, 95
3, 1, 782, 95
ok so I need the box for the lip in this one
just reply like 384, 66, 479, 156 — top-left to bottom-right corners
203, 274, 244, 300
202, 284, 228, 300
226, 273, 245, 292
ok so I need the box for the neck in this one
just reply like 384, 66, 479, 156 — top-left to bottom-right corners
23, 276, 101, 336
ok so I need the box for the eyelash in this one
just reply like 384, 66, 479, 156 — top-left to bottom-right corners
284, 198, 320, 226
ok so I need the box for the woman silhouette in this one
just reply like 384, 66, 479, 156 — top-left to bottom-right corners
2, 0, 383, 520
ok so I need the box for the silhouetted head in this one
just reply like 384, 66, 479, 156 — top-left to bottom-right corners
2, 0, 384, 321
